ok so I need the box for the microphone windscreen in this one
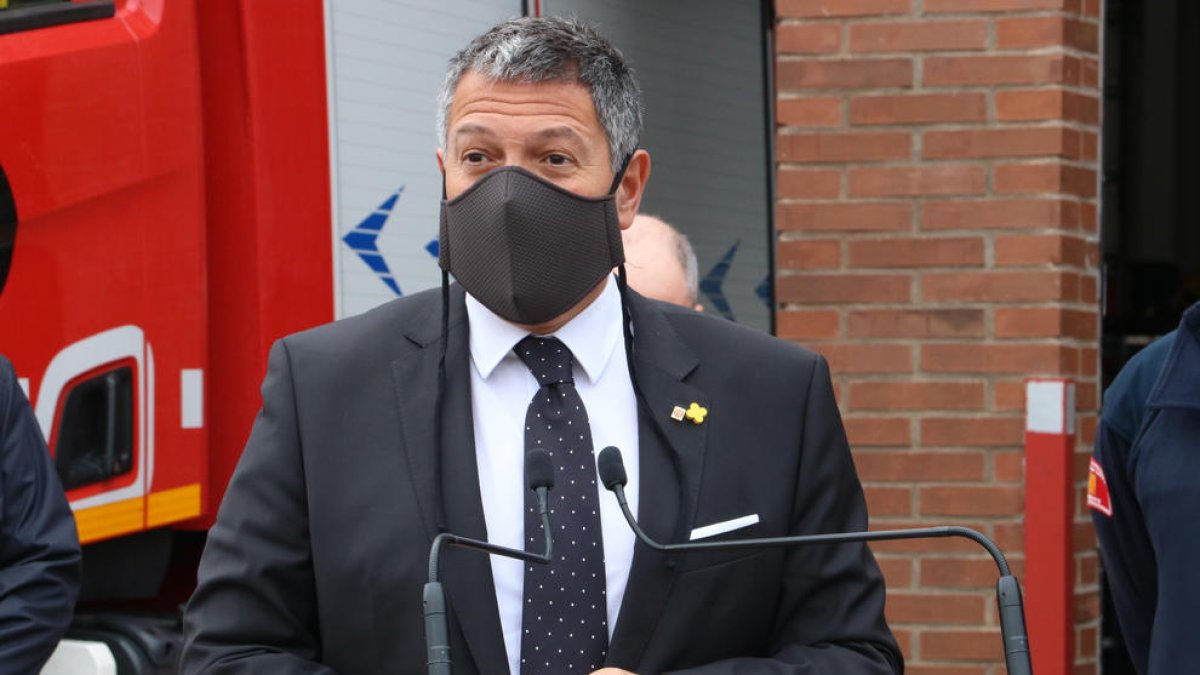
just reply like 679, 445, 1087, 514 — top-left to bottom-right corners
525, 448, 555, 491
597, 446, 627, 490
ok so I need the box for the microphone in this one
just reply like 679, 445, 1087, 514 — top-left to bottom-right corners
424, 448, 556, 675
596, 446, 1033, 675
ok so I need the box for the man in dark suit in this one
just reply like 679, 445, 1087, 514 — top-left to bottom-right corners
182, 17, 901, 674
0, 354, 81, 672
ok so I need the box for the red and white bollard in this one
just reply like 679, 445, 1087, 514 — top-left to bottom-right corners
1024, 378, 1076, 675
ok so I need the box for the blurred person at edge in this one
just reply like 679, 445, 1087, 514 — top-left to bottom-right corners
0, 354, 82, 673
182, 16, 900, 675
621, 214, 704, 312
1089, 300, 1200, 674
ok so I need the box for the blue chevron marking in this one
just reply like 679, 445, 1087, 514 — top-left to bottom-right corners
343, 187, 405, 296
700, 240, 740, 321
357, 252, 390, 274
356, 211, 390, 233
756, 273, 772, 308
377, 193, 400, 213
342, 231, 378, 250
425, 239, 439, 257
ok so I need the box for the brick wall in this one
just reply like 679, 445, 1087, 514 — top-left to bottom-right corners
772, 1, 1102, 672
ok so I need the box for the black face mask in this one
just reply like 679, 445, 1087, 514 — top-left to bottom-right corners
438, 165, 625, 325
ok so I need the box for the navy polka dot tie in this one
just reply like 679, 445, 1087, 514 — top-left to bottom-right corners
515, 336, 608, 674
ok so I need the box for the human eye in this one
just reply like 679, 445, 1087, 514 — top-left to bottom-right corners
545, 153, 574, 168
462, 150, 489, 165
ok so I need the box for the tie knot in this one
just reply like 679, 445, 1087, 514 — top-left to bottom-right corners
515, 336, 575, 386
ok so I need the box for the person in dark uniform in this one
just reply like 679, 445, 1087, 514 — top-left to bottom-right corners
1090, 301, 1200, 675
0, 354, 82, 672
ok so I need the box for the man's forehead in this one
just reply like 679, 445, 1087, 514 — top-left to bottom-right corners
453, 123, 588, 144
446, 74, 608, 153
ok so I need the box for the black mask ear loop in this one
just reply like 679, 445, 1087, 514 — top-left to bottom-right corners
611, 149, 694, 548
433, 172, 451, 533
613, 149, 639, 399
613, 148, 639, 372
608, 150, 636, 195
613, 148, 639, 367
616, 263, 693, 549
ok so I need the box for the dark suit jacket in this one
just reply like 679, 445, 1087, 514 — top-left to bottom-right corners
0, 355, 81, 673
181, 285, 901, 674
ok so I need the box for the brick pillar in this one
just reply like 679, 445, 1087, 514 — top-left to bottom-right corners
772, 1, 1102, 672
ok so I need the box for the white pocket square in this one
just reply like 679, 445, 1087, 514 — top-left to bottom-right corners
689, 514, 760, 541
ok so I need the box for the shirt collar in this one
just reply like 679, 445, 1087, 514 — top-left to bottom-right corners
1146, 301, 1200, 410
465, 275, 624, 385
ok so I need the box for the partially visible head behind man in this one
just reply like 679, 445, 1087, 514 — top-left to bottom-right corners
437, 16, 642, 172
623, 214, 702, 311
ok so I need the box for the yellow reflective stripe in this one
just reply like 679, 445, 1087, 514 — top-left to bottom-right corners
74, 497, 144, 544
146, 483, 202, 528
72, 483, 202, 543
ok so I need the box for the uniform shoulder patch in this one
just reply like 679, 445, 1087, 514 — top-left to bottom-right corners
1087, 457, 1113, 517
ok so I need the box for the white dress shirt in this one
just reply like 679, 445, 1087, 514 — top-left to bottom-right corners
466, 275, 640, 675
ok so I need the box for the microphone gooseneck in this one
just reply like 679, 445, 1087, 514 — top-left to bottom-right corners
424, 449, 557, 675
596, 446, 1033, 675
527, 447, 554, 535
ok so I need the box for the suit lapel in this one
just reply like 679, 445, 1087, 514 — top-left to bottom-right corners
607, 292, 709, 667
391, 285, 509, 674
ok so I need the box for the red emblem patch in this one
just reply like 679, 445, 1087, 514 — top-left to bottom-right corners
1087, 457, 1112, 517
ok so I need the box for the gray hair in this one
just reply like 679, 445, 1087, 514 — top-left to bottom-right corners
437, 16, 642, 173
673, 228, 700, 306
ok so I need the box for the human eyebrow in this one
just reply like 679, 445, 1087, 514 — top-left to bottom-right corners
452, 123, 498, 144
528, 126, 587, 147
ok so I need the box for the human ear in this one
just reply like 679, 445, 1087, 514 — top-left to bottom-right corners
615, 150, 651, 231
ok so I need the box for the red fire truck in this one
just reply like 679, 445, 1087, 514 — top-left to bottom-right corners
0, 0, 340, 670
